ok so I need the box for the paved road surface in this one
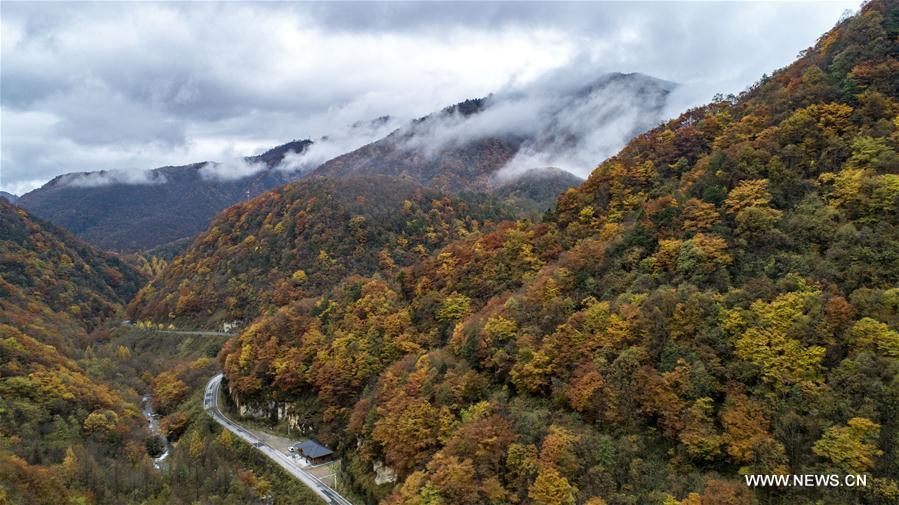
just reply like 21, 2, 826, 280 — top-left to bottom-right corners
159, 329, 235, 336
203, 374, 354, 505
123, 321, 235, 337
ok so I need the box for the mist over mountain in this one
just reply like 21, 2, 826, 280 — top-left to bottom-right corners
19, 74, 670, 253
312, 72, 674, 192
17, 141, 311, 252
16, 114, 409, 253
0, 192, 17, 204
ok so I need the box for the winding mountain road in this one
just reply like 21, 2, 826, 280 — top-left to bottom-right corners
203, 374, 354, 505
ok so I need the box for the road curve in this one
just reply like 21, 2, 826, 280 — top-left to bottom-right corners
204, 373, 354, 505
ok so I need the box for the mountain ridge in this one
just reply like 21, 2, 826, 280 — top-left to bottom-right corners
128, 174, 513, 326
19, 72, 674, 253
17, 141, 313, 252
310, 72, 674, 193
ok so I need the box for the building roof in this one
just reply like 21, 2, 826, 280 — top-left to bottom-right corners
293, 439, 333, 459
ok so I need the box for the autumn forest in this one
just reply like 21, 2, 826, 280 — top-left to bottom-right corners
1, 2, 898, 505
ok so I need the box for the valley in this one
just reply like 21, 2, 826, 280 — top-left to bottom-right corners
141, 394, 170, 470
1, 2, 898, 505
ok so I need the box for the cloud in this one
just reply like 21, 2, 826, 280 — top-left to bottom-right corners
497, 73, 676, 179
278, 116, 403, 174
394, 71, 674, 180
399, 97, 540, 156
199, 115, 403, 181
46, 80, 185, 147
0, 1, 858, 193
198, 158, 266, 182
59, 169, 167, 188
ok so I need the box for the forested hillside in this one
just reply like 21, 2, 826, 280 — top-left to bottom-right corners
0, 201, 145, 503
129, 175, 511, 326
0, 200, 146, 350
4, 1, 895, 504
0, 201, 325, 504
204, 2, 898, 504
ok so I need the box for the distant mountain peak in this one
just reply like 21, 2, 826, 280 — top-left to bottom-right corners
250, 139, 314, 167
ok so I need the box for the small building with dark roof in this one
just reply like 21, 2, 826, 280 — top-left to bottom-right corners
291, 439, 335, 465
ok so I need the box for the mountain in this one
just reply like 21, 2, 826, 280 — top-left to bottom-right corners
18, 74, 669, 254
0, 191, 17, 204
176, 3, 897, 504
17, 140, 312, 253
0, 200, 148, 503
310, 73, 674, 194
0, 200, 146, 350
129, 175, 512, 326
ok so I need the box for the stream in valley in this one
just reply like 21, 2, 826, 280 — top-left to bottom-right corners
142, 395, 170, 470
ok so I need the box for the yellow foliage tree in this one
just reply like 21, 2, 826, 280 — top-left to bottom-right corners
529, 466, 577, 505
813, 417, 883, 473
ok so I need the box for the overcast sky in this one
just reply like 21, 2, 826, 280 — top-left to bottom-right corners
0, 1, 857, 195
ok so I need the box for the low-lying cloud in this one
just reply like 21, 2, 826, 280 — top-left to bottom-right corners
198, 158, 267, 182
58, 169, 167, 188
395, 70, 674, 180
498, 73, 675, 179
278, 116, 402, 174
400, 98, 540, 155
198, 116, 402, 181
